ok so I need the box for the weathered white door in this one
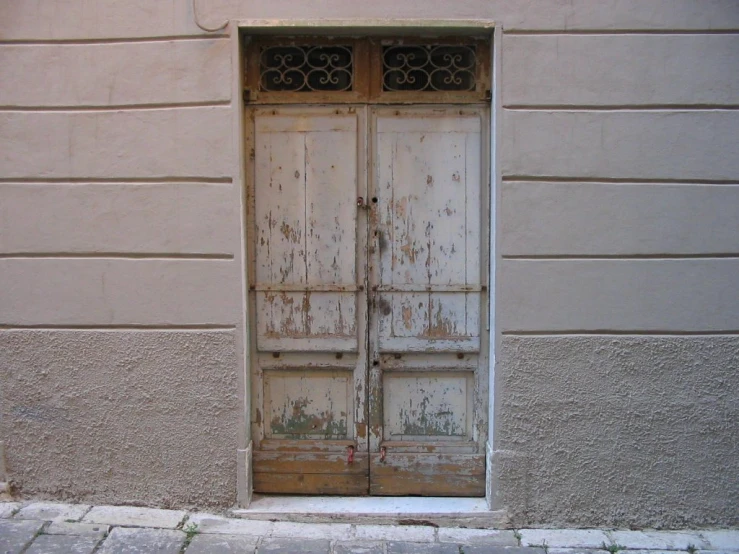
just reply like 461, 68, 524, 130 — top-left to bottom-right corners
246, 106, 370, 494
368, 107, 487, 496
247, 105, 488, 496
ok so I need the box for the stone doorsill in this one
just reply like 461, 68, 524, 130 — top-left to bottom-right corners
230, 496, 509, 528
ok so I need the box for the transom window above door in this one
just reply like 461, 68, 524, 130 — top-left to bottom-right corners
243, 37, 491, 104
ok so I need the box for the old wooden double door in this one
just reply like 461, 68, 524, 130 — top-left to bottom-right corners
246, 104, 489, 496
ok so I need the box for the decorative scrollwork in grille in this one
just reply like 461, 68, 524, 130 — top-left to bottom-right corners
259, 45, 353, 92
383, 45, 477, 92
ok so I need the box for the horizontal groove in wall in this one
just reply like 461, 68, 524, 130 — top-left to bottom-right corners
0, 35, 227, 46
501, 176, 739, 185
0, 325, 236, 331
0, 253, 234, 260
503, 105, 739, 111
502, 30, 739, 36
502, 330, 739, 336
0, 101, 231, 112
0, 177, 233, 185
503, 254, 739, 260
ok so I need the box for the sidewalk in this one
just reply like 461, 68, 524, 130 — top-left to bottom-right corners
0, 501, 736, 553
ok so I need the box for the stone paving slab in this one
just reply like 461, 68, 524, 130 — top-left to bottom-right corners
0, 501, 20, 518
608, 530, 710, 550
700, 531, 739, 551
15, 501, 91, 523
387, 542, 460, 554
438, 528, 518, 545
520, 529, 610, 549
187, 512, 275, 535
462, 549, 546, 554
354, 523, 437, 542
547, 547, 605, 554
612, 551, 691, 554
271, 521, 354, 541
24, 534, 100, 554
83, 505, 187, 529
97, 527, 185, 554
46, 520, 109, 539
333, 541, 385, 554
184, 532, 259, 553
0, 519, 45, 554
257, 537, 330, 553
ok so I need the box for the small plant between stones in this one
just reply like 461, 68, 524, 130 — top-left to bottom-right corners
602, 542, 625, 553
513, 529, 523, 546
183, 523, 199, 547
534, 539, 549, 554
686, 544, 697, 554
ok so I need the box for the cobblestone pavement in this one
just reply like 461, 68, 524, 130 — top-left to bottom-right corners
0, 501, 736, 553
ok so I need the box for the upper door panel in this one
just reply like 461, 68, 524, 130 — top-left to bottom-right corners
253, 109, 360, 352
372, 108, 484, 353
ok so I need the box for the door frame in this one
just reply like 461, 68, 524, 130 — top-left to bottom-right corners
231, 19, 500, 511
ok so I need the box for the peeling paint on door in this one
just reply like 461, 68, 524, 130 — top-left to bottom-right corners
264, 370, 353, 440
254, 112, 359, 352
384, 373, 470, 440
249, 105, 488, 497
368, 108, 487, 496
375, 113, 482, 352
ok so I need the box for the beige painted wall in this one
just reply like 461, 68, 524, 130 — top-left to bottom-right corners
0, 0, 246, 510
1, 0, 737, 525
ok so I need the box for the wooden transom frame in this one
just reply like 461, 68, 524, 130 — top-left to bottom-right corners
244, 36, 491, 104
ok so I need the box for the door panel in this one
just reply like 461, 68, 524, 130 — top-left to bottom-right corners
374, 113, 482, 353
248, 106, 369, 495
368, 107, 488, 496
254, 112, 359, 352
382, 372, 472, 441
264, 369, 354, 439
369, 452, 486, 496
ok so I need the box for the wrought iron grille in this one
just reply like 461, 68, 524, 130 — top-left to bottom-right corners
259, 45, 354, 92
382, 45, 477, 92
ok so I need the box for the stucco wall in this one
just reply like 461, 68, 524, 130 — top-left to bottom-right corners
0, 331, 239, 508
1, 0, 738, 524
495, 336, 739, 528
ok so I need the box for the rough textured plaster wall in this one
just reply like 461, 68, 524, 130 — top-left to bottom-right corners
496, 337, 739, 528
0, 331, 239, 508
